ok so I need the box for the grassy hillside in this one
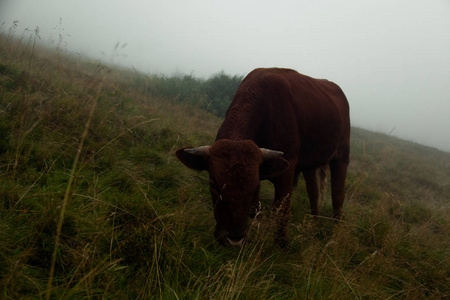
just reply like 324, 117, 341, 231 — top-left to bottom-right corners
1, 31, 449, 299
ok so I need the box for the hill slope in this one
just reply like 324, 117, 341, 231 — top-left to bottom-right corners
0, 33, 449, 299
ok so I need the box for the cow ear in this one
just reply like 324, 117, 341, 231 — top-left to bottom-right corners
260, 157, 290, 179
176, 147, 209, 171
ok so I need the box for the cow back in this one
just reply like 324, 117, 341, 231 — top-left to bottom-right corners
216, 68, 350, 170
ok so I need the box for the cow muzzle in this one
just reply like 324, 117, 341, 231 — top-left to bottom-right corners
226, 235, 246, 247
215, 229, 247, 247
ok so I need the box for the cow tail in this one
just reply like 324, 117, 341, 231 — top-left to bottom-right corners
318, 165, 329, 208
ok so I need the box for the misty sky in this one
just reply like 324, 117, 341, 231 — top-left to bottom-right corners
1, 0, 449, 151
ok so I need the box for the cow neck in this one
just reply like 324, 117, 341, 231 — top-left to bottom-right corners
216, 101, 261, 142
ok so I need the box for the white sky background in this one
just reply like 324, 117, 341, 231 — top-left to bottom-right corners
1, 0, 450, 151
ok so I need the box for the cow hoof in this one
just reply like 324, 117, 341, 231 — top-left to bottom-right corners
276, 237, 290, 250
333, 213, 342, 223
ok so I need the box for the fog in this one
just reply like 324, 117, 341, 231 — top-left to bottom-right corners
1, 0, 449, 151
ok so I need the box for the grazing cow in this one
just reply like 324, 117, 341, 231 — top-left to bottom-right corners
176, 68, 350, 247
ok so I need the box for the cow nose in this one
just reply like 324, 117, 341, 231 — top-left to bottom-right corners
226, 234, 246, 247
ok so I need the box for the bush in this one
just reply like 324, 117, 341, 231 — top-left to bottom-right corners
201, 71, 243, 116
125, 70, 243, 117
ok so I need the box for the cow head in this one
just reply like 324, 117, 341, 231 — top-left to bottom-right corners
176, 139, 289, 247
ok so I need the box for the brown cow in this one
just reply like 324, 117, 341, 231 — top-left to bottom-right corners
176, 68, 350, 247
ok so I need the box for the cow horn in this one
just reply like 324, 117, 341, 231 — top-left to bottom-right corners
260, 148, 284, 159
184, 146, 211, 156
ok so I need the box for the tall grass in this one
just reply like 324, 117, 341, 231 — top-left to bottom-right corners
0, 24, 449, 299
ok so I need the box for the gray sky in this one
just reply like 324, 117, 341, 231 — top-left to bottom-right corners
1, 0, 450, 151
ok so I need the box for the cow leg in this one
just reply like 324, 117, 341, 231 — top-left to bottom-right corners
303, 168, 319, 216
329, 159, 348, 219
272, 170, 295, 248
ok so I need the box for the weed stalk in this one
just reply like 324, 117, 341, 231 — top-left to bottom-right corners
28, 26, 40, 71
44, 83, 102, 300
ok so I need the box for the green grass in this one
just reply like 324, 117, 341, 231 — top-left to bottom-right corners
0, 29, 449, 299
